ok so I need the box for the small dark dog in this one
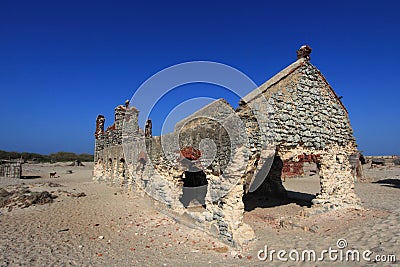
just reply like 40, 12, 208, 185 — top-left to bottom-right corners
49, 172, 57, 178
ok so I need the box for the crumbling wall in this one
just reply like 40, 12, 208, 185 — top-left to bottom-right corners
93, 47, 361, 247
238, 53, 360, 210
173, 100, 254, 246
94, 101, 139, 186
118, 99, 254, 246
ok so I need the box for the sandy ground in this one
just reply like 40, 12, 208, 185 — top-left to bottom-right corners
0, 163, 399, 266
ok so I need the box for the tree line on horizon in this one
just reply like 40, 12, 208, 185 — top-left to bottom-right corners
0, 150, 94, 163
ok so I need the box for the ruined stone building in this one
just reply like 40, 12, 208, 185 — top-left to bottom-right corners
0, 159, 23, 178
93, 46, 361, 247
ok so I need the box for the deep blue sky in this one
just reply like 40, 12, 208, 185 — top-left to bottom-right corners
0, 0, 399, 155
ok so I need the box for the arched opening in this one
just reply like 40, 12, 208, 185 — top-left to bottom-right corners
243, 155, 320, 211
119, 158, 126, 186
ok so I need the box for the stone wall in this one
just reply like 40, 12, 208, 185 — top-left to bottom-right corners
93, 46, 361, 247
236, 53, 360, 210
0, 159, 23, 178
115, 99, 254, 247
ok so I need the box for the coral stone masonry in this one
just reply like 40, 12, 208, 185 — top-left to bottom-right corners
93, 46, 361, 247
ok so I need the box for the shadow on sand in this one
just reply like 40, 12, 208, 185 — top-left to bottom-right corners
372, 178, 400, 189
243, 190, 315, 212
20, 175, 42, 179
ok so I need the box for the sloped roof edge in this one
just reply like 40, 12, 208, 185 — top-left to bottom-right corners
242, 58, 306, 103
242, 58, 348, 114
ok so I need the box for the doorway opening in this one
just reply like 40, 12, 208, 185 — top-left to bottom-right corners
179, 168, 208, 209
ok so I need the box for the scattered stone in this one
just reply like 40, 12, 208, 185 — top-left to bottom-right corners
1, 188, 56, 210
279, 218, 294, 229
46, 182, 63, 187
309, 224, 319, 233
213, 246, 228, 253
0, 188, 11, 198
69, 192, 86, 198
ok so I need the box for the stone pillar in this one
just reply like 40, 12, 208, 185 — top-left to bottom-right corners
118, 159, 126, 187
223, 183, 255, 247
145, 119, 152, 138
95, 115, 105, 139
312, 145, 361, 210
93, 158, 104, 181
115, 104, 127, 131
112, 158, 119, 185
106, 158, 113, 184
